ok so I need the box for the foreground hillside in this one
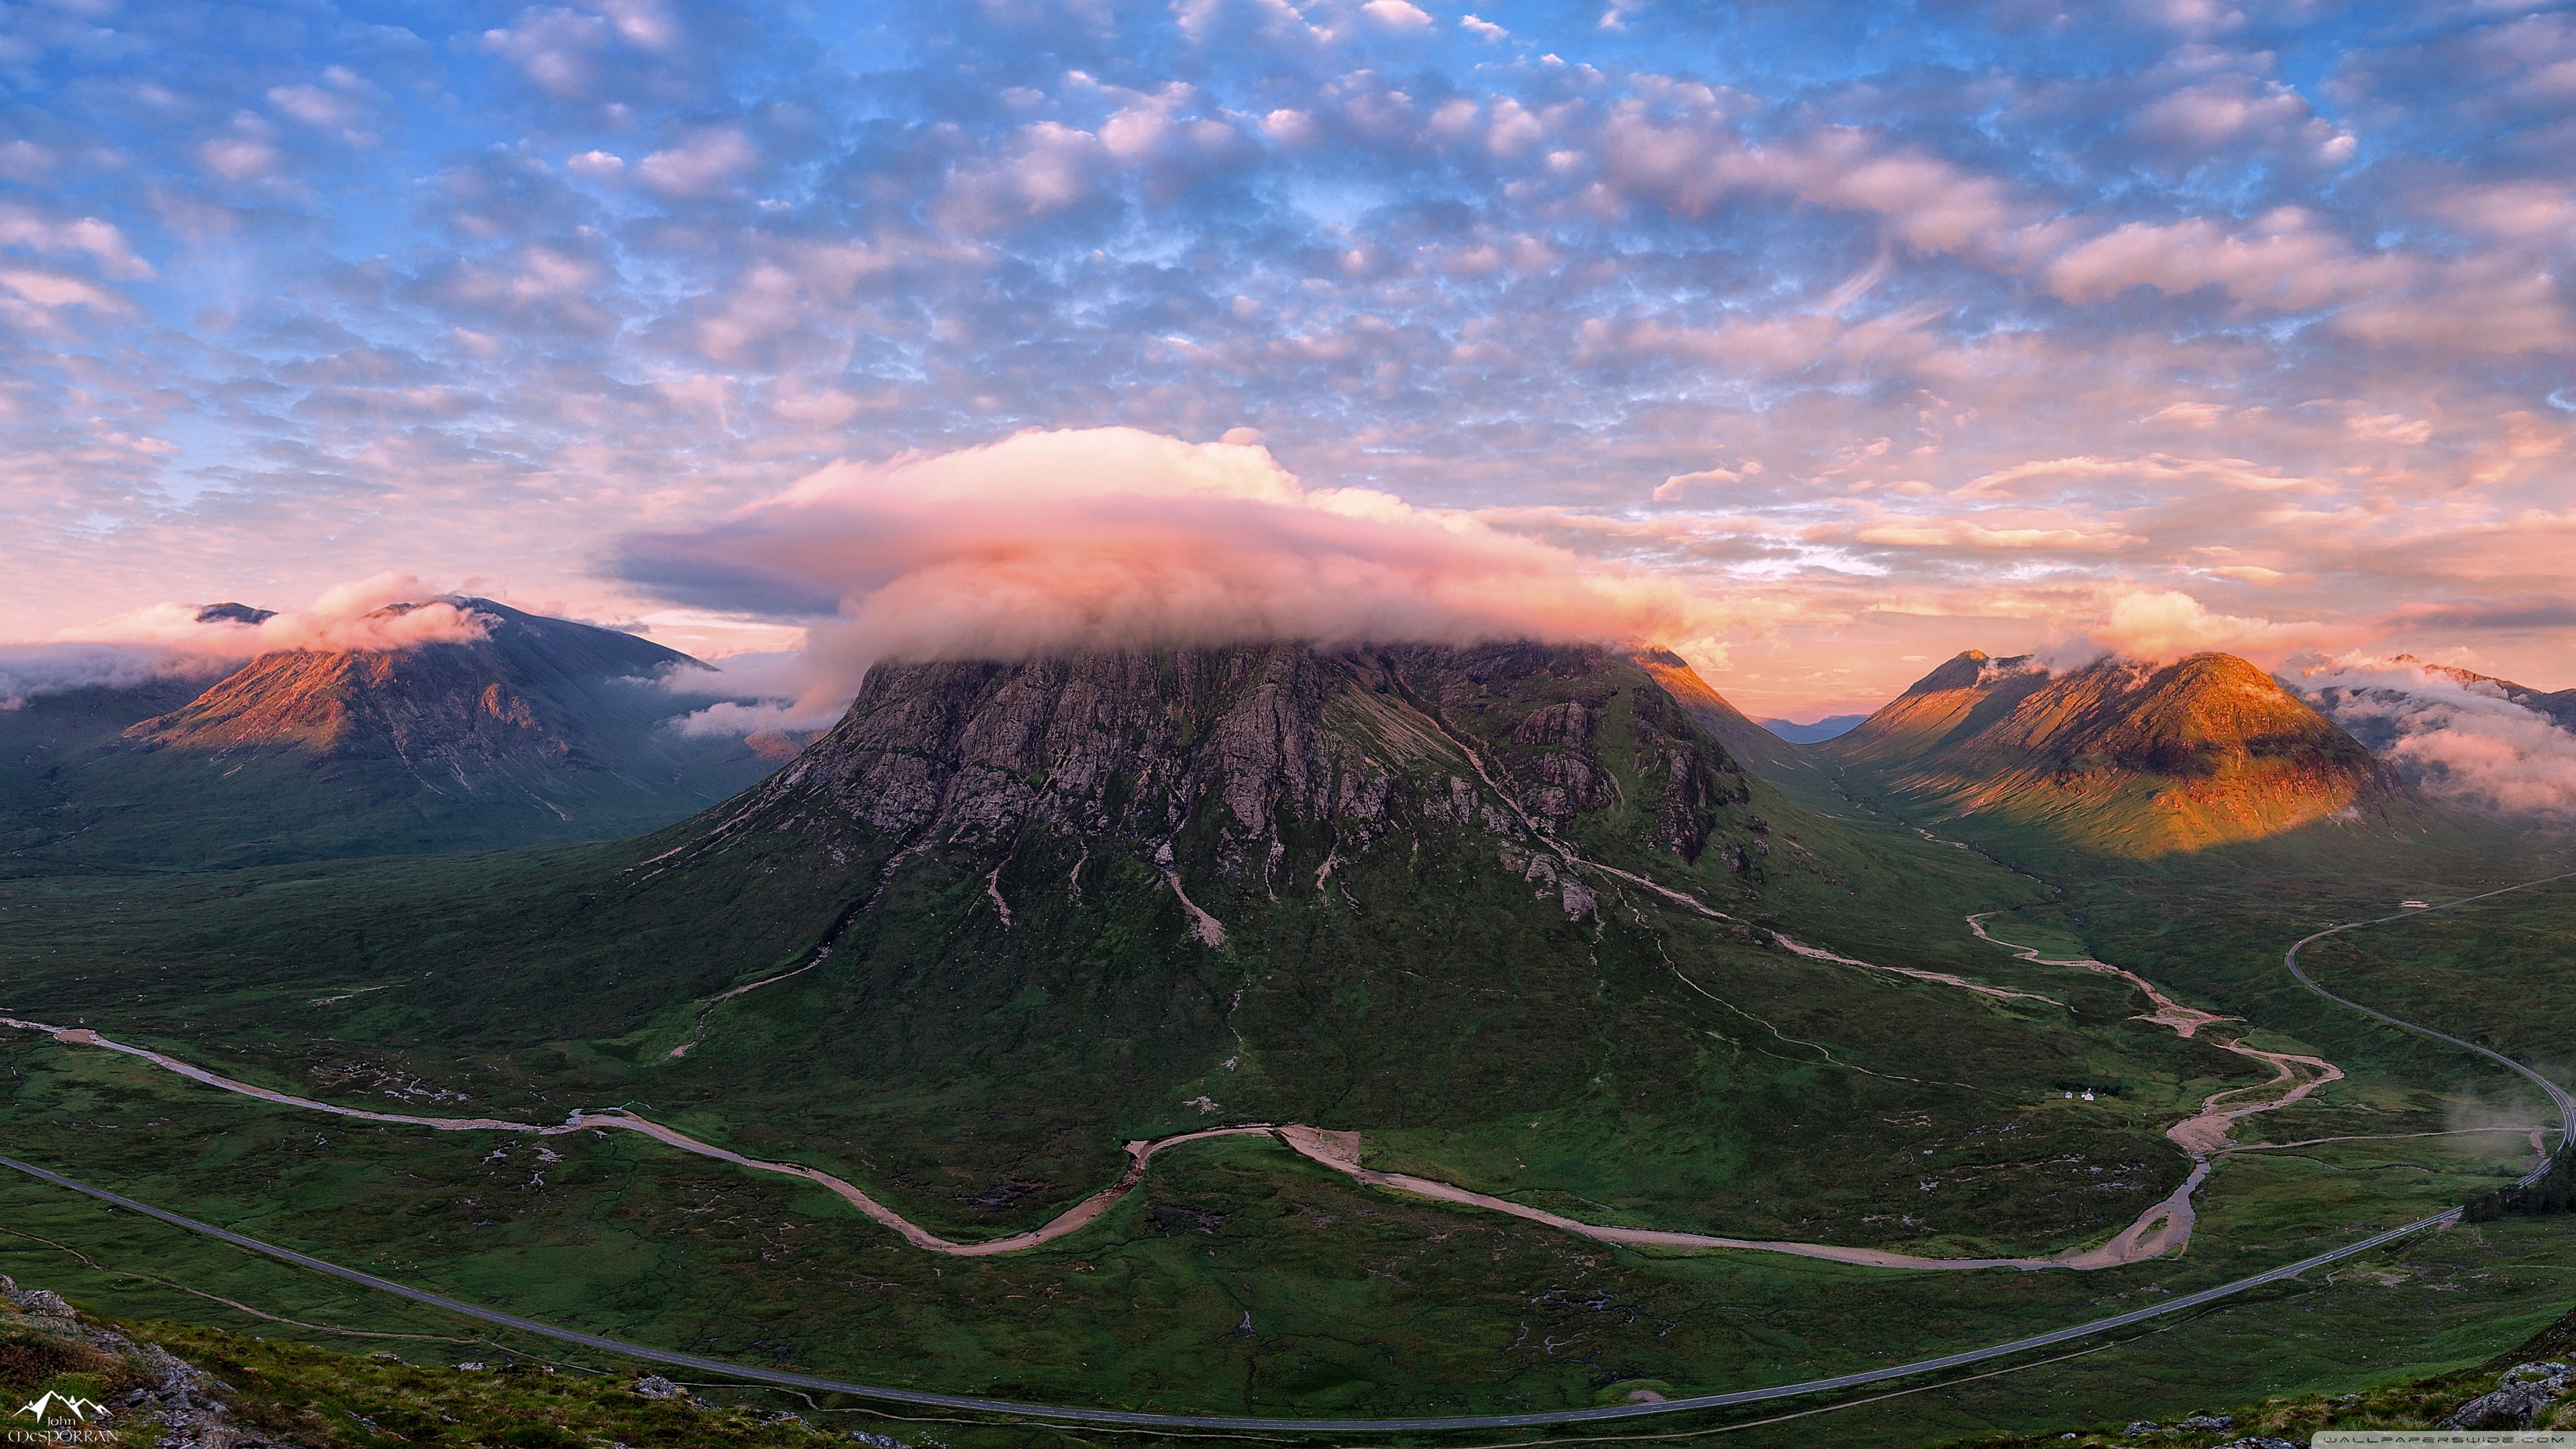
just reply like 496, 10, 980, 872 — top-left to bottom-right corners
0, 598, 792, 872
13, 1270, 2565, 1449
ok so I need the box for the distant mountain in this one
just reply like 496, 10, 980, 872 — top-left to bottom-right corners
1822, 649, 2410, 857
1631, 648, 1814, 777
1, 598, 800, 871
1760, 714, 1866, 744
2396, 657, 2576, 728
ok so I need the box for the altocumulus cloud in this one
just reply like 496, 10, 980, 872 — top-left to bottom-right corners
8, 0, 2576, 716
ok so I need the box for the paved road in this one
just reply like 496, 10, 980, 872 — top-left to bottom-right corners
2284, 871, 2576, 1179
0, 875, 2566, 1434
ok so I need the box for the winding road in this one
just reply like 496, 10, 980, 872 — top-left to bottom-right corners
0, 874, 2567, 1432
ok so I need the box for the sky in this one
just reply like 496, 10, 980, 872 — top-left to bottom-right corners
3, 0, 2573, 718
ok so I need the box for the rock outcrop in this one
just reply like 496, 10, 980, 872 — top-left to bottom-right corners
2440, 1361, 2573, 1430
696, 640, 1753, 890
0, 1277, 290, 1448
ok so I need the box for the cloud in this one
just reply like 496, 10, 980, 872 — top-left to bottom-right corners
2047, 209, 2402, 311
2379, 596, 2576, 632
14, 1, 2576, 726
2045, 588, 2340, 667
2296, 656, 2576, 816
1653, 460, 1762, 500
637, 129, 757, 199
5, 574, 496, 706
0, 203, 153, 280
1957, 453, 2328, 497
0, 643, 229, 711
1360, 0, 1433, 30
616, 427, 1717, 713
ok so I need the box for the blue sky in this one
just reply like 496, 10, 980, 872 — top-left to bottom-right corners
5, 0, 2573, 714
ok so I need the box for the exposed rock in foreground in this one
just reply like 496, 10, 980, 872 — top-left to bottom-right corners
1, 1275, 285, 1448
0, 1277, 922, 1446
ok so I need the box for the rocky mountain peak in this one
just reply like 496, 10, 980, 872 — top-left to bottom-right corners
702, 641, 1755, 893
1827, 648, 2408, 855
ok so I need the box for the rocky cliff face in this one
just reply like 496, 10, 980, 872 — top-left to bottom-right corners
1825, 650, 2408, 855
690, 640, 1754, 898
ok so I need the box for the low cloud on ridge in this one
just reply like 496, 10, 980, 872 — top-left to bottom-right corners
2293, 655, 2576, 817
1, 573, 489, 709
616, 427, 1719, 720
2038, 588, 2346, 671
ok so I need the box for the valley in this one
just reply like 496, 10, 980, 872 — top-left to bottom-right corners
0, 637, 2567, 1442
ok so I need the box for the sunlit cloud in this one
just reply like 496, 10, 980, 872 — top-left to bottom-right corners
617, 427, 1724, 715
2, 0, 2574, 718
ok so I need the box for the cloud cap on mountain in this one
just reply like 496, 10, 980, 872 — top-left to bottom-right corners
615, 427, 1718, 712
1, 574, 492, 708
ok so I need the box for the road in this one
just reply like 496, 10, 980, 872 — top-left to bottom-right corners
2283, 872, 2576, 1169
0, 873, 2567, 1434
0, 1150, 2486, 1434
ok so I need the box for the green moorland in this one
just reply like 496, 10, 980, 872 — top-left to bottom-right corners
0, 649, 2567, 1432
1, 1177, 2571, 1448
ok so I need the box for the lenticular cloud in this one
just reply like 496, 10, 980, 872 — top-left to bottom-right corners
616, 427, 1712, 710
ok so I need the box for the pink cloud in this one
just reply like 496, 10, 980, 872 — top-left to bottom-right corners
0, 203, 153, 280
2048, 588, 2344, 667
619, 427, 1721, 714
1956, 452, 2330, 498
1, 575, 497, 708
2047, 209, 2406, 311
637, 129, 757, 199
54, 572, 492, 658
2296, 655, 2576, 816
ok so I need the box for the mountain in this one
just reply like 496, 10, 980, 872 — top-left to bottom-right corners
0, 637, 2552, 1425
1821, 649, 2411, 857
1630, 647, 1815, 777
2304, 655, 2576, 744
2395, 656, 2576, 729
1759, 713, 1866, 744
1, 598, 797, 871
9, 640, 2176, 1260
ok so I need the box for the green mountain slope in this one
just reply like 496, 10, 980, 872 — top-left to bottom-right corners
0, 641, 2275, 1250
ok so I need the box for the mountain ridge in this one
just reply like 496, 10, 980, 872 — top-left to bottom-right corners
1823, 649, 2412, 856
1, 597, 794, 871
